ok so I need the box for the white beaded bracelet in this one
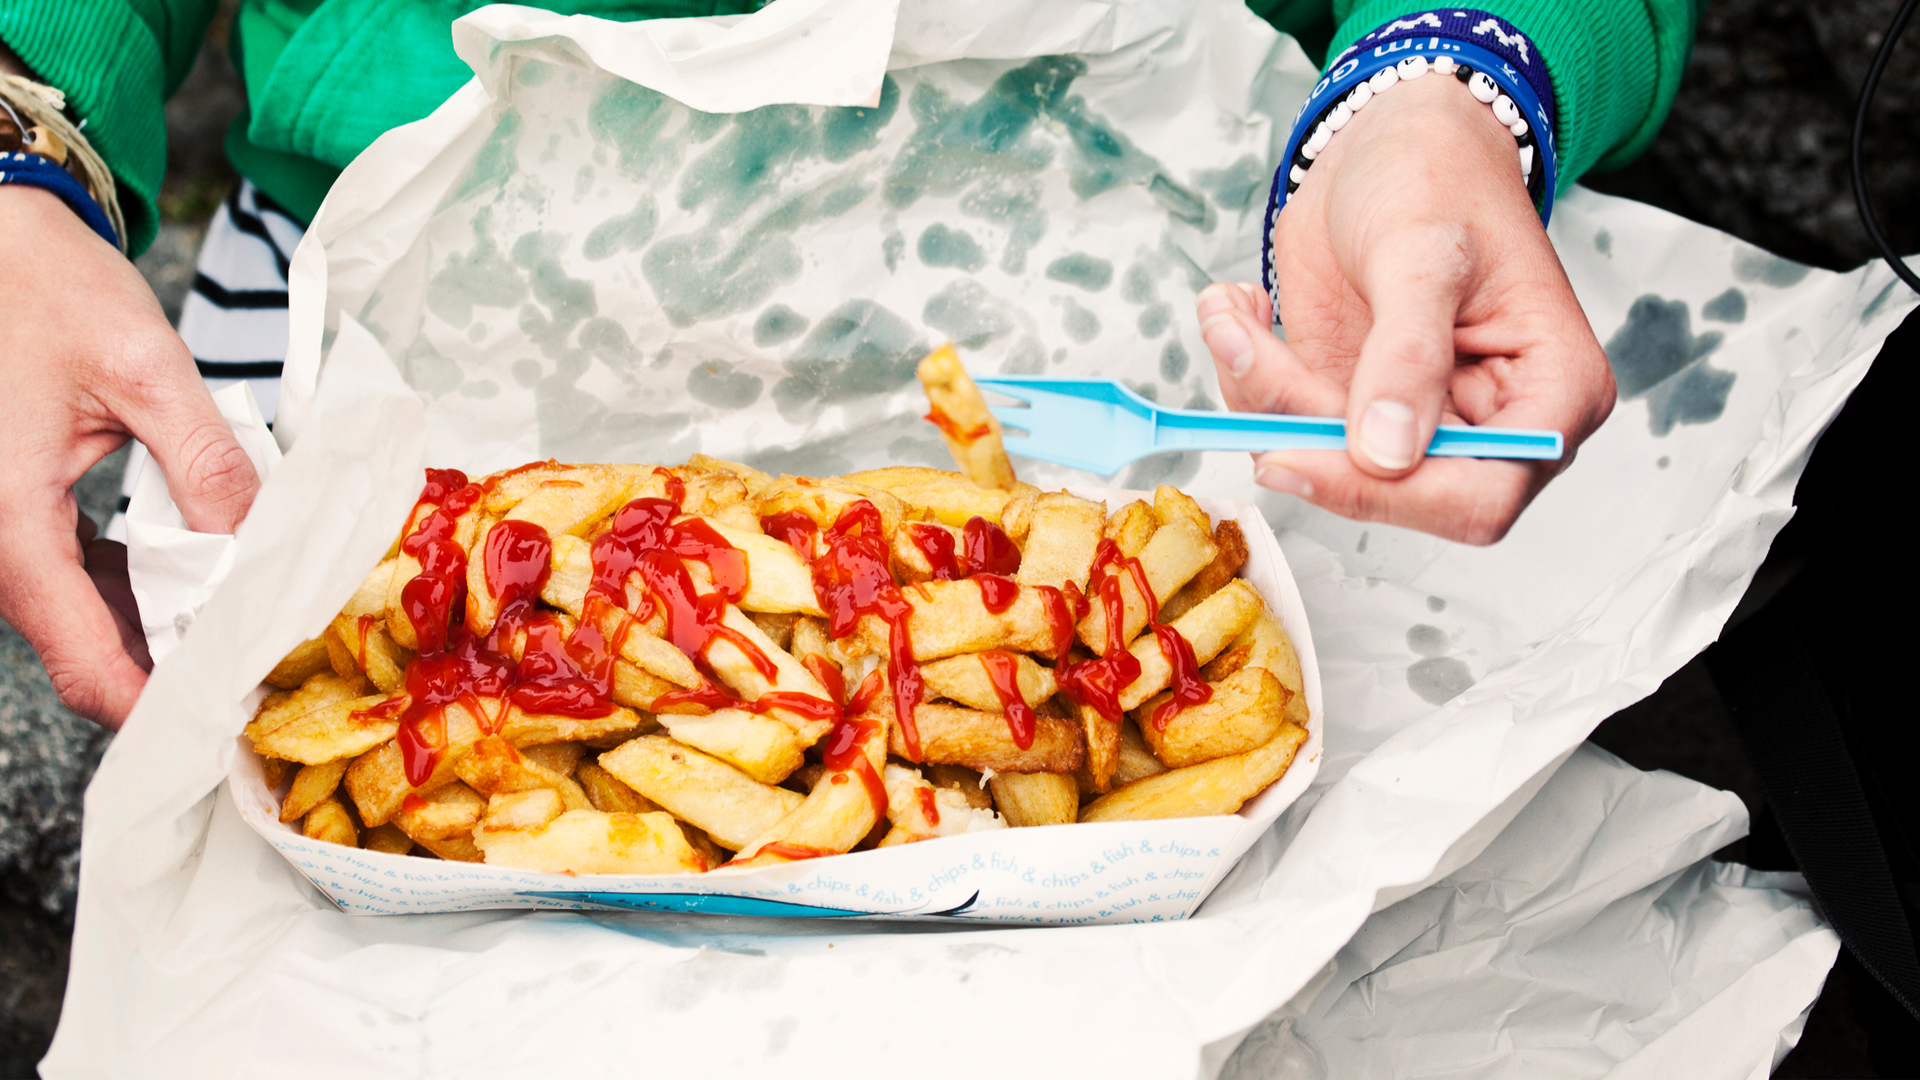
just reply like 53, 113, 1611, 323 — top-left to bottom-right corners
1283, 54, 1540, 196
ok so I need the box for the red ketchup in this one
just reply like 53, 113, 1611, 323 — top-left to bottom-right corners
916, 786, 941, 827
799, 501, 924, 766
760, 511, 819, 560
375, 466, 765, 789
758, 842, 835, 861
820, 714, 888, 819
978, 650, 1037, 749
924, 406, 991, 445
961, 517, 1020, 575
1150, 624, 1213, 730
975, 573, 1019, 614
803, 654, 847, 707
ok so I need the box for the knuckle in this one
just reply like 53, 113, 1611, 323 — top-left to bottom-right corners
182, 430, 259, 506
47, 659, 108, 722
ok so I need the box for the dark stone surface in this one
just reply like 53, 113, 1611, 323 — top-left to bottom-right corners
1586, 0, 1920, 271
3, 0, 1916, 1074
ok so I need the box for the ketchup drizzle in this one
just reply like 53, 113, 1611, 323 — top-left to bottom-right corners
376, 466, 769, 790
924, 405, 991, 445
978, 650, 1037, 749
798, 502, 924, 766
916, 786, 941, 827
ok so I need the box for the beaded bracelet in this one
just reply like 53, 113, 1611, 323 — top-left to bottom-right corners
0, 150, 120, 248
0, 75, 124, 252
1261, 34, 1557, 310
1286, 56, 1542, 197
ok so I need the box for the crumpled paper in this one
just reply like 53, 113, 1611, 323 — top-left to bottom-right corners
124, 382, 283, 665
49, 0, 1912, 1075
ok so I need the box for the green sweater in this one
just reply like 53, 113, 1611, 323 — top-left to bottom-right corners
0, 0, 1697, 257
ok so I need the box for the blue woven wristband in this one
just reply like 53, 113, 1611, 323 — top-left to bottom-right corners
1261, 18, 1557, 307
0, 151, 120, 250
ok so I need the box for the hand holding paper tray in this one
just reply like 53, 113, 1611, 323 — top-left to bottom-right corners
975, 376, 1564, 477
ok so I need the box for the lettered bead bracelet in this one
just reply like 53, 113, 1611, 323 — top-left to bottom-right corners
1261, 20, 1558, 312
1284, 53, 1549, 204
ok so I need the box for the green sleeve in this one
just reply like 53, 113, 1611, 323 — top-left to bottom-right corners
1323, 0, 1700, 188
0, 0, 220, 255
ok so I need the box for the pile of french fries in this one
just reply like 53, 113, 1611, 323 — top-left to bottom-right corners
246, 346, 1309, 876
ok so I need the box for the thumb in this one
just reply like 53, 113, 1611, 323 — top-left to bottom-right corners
1344, 225, 1473, 478
108, 337, 261, 533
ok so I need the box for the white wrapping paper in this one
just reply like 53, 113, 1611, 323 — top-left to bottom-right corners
50, 0, 1912, 1075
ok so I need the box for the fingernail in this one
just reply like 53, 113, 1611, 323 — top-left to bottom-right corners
1357, 399, 1418, 470
1200, 314, 1254, 377
1255, 463, 1313, 498
1196, 283, 1238, 321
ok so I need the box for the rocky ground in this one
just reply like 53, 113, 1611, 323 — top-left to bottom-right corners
1, 0, 1914, 1075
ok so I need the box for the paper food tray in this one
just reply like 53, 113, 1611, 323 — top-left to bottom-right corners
229, 486, 1321, 926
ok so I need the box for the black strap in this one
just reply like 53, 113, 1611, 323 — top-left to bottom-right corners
1709, 612, 1920, 1018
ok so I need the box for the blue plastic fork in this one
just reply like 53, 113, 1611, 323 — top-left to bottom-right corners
971, 376, 1564, 477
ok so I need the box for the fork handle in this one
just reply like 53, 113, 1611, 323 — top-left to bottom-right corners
1154, 411, 1564, 460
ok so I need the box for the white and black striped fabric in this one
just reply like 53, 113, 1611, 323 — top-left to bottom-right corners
108, 181, 303, 540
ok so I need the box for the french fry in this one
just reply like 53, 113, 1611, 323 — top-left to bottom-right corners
454, 736, 592, 810
839, 466, 1031, 526
748, 611, 797, 649
480, 788, 565, 831
362, 822, 415, 855
1076, 514, 1217, 653
576, 760, 664, 814
244, 671, 374, 744
327, 614, 410, 693
999, 487, 1039, 544
657, 710, 805, 785
1076, 702, 1124, 793
685, 454, 774, 497
889, 702, 1084, 773
1231, 607, 1309, 730
385, 497, 489, 650
265, 637, 332, 690
1134, 666, 1288, 769
343, 558, 398, 618
919, 652, 1057, 713
599, 669, 674, 724
988, 771, 1079, 827
1116, 579, 1263, 712
393, 782, 488, 841
250, 693, 399, 765
1013, 492, 1104, 593
916, 344, 1017, 490
415, 834, 485, 862
302, 796, 358, 847
259, 756, 295, 791
1104, 499, 1159, 558
1160, 519, 1250, 624
1079, 722, 1307, 823
891, 521, 962, 583
1152, 484, 1210, 533
499, 703, 654, 748
859, 579, 1068, 661
1114, 719, 1169, 787
598, 736, 805, 851
479, 460, 569, 514
698, 518, 824, 615
730, 702, 892, 866
680, 470, 748, 517
502, 466, 634, 539
475, 808, 707, 874
522, 741, 585, 776
752, 478, 908, 539
344, 699, 492, 826
279, 759, 351, 823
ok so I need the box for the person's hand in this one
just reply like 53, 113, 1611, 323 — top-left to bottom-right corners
1197, 72, 1615, 545
0, 185, 260, 728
